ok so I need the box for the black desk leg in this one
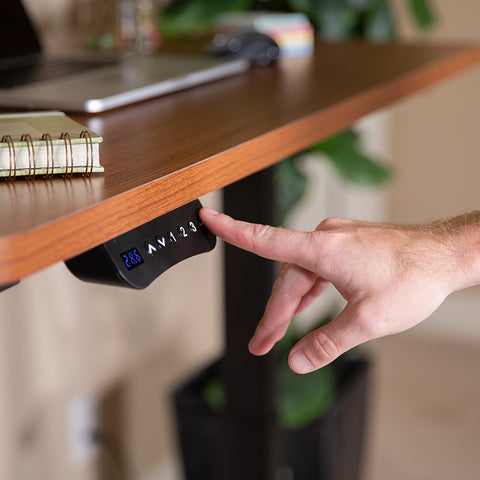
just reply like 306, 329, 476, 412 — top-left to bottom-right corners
218, 166, 279, 480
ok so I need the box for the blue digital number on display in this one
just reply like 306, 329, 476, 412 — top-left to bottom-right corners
120, 248, 144, 270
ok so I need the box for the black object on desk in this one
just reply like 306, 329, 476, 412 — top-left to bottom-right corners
208, 31, 280, 66
65, 200, 216, 289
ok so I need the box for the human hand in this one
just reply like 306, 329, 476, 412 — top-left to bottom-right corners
200, 208, 479, 373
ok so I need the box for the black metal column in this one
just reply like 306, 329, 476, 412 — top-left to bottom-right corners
218, 166, 279, 480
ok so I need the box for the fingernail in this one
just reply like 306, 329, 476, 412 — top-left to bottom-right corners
289, 349, 314, 374
201, 207, 219, 216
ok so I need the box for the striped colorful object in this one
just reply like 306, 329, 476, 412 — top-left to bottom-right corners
215, 12, 314, 58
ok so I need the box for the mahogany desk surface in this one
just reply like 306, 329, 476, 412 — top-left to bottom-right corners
0, 41, 478, 284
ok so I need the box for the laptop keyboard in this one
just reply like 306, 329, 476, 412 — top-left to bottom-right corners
0, 57, 117, 88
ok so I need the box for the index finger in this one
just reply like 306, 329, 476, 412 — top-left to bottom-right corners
200, 207, 318, 270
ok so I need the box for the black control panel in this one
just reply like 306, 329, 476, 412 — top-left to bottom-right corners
65, 200, 216, 289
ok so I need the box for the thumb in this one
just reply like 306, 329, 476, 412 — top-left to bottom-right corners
288, 304, 369, 373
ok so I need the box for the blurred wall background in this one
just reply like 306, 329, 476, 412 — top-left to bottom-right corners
0, 0, 479, 479
390, 0, 480, 341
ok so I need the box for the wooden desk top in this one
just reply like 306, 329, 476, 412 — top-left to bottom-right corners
0, 41, 478, 284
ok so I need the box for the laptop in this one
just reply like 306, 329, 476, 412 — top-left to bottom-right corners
0, 0, 249, 113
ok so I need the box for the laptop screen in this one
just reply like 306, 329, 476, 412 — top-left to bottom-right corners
0, 0, 41, 60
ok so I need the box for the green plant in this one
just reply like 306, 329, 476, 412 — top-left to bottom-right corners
274, 129, 392, 225
273, 314, 338, 428
202, 315, 338, 429
161, 0, 435, 40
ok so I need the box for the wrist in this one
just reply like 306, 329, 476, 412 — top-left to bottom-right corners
437, 212, 480, 292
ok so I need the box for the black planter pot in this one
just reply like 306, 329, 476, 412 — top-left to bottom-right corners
173, 356, 370, 480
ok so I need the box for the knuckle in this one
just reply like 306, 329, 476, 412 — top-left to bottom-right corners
354, 302, 383, 338
305, 230, 338, 270
316, 216, 348, 231
304, 331, 340, 366
236, 223, 266, 251
267, 322, 289, 342
248, 223, 273, 250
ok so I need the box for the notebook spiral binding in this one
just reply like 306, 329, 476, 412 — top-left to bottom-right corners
20, 133, 34, 180
1, 135, 16, 181
1, 130, 94, 181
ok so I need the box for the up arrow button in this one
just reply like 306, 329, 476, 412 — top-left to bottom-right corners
144, 242, 157, 256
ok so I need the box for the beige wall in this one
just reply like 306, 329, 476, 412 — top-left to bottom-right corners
387, 0, 480, 342
390, 0, 480, 223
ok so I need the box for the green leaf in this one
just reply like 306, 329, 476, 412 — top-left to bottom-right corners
202, 378, 226, 412
407, 0, 435, 30
308, 129, 392, 185
161, 0, 252, 37
287, 0, 315, 15
346, 0, 369, 9
274, 156, 308, 225
202, 315, 340, 427
364, 0, 395, 41
277, 361, 337, 429
314, 0, 362, 40
202, 359, 337, 430
275, 314, 338, 429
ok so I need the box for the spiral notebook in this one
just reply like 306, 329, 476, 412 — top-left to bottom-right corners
0, 111, 103, 180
